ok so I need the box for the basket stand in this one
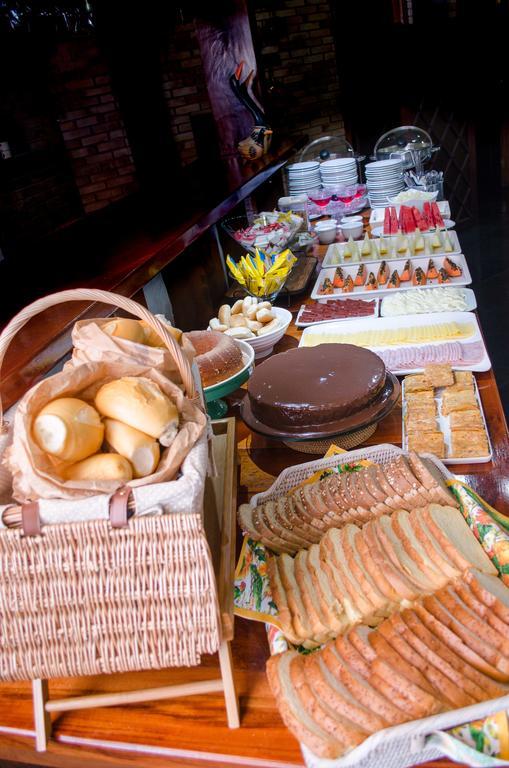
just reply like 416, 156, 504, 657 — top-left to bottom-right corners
29, 418, 240, 751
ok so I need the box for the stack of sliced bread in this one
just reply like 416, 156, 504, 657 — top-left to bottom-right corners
267, 569, 509, 759
268, 505, 496, 647
239, 452, 458, 554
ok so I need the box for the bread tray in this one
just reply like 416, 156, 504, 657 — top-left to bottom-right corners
249, 445, 509, 768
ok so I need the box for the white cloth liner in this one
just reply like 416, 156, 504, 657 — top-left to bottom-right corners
0, 431, 208, 528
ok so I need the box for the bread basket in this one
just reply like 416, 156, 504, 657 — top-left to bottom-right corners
0, 288, 220, 681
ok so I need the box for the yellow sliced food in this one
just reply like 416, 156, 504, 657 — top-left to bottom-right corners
302, 322, 474, 348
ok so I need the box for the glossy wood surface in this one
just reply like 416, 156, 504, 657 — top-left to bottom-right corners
0, 135, 303, 414
0, 231, 507, 768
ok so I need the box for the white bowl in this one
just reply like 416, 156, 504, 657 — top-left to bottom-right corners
340, 221, 363, 238
244, 306, 292, 359
315, 227, 337, 245
387, 190, 439, 212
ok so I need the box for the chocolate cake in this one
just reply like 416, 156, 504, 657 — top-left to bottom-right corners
247, 344, 386, 431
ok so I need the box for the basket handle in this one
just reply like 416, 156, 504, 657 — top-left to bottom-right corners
0, 288, 196, 428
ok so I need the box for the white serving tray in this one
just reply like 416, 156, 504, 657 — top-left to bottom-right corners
322, 230, 461, 268
311, 253, 472, 301
298, 311, 491, 374
369, 199, 451, 225
380, 287, 477, 316
401, 376, 493, 465
295, 298, 379, 327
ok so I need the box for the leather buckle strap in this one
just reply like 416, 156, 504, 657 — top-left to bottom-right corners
21, 501, 41, 536
109, 486, 131, 528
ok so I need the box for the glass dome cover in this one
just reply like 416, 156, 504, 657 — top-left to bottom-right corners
375, 125, 432, 154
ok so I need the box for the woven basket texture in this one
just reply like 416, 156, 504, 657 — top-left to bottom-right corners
0, 513, 220, 681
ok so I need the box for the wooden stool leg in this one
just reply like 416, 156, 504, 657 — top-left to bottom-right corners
218, 639, 240, 729
32, 679, 52, 751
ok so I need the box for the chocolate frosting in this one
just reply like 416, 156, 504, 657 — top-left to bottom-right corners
247, 344, 386, 430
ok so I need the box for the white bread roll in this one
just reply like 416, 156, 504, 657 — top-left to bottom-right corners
230, 314, 247, 328
257, 317, 281, 336
104, 419, 160, 478
257, 308, 275, 323
33, 398, 104, 463
209, 318, 228, 332
218, 304, 231, 325
103, 318, 146, 344
231, 299, 244, 315
63, 453, 133, 482
139, 319, 182, 347
95, 377, 179, 446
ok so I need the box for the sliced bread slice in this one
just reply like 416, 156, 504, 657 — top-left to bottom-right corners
237, 504, 289, 552
406, 452, 458, 507
318, 554, 362, 627
362, 521, 421, 601
279, 497, 322, 545
436, 586, 509, 656
375, 515, 440, 591
423, 505, 497, 574
320, 643, 408, 726
294, 549, 334, 643
266, 652, 344, 759
267, 556, 304, 646
341, 524, 392, 613
464, 570, 509, 624
261, 500, 310, 550
413, 602, 509, 682
367, 628, 439, 696
391, 509, 449, 588
399, 608, 506, 701
290, 655, 368, 749
455, 580, 509, 638
407, 509, 461, 579
306, 544, 347, 634
253, 504, 298, 554
321, 528, 380, 619
304, 653, 389, 734
277, 553, 314, 642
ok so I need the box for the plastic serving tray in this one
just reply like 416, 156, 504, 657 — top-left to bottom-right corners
311, 253, 472, 301
322, 230, 461, 268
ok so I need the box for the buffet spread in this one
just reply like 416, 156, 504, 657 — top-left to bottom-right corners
1, 152, 509, 768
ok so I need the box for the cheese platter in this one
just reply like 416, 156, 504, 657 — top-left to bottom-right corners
299, 311, 491, 374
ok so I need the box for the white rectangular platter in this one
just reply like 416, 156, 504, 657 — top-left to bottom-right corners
299, 311, 492, 374
401, 376, 493, 465
322, 230, 461, 267
369, 199, 451, 225
295, 298, 379, 327
379, 287, 477, 316
311, 253, 471, 301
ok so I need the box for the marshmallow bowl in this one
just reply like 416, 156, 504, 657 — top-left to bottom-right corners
208, 298, 292, 359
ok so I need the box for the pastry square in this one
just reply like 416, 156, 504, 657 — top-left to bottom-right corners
406, 402, 437, 419
405, 390, 435, 407
450, 428, 489, 458
442, 388, 477, 415
424, 363, 454, 388
406, 413, 438, 432
404, 374, 432, 393
450, 409, 483, 430
407, 431, 445, 458
453, 370, 475, 390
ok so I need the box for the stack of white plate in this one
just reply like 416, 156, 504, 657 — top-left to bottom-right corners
320, 157, 358, 187
365, 159, 405, 208
286, 161, 321, 194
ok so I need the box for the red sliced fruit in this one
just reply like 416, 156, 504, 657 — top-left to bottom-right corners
377, 260, 389, 285
390, 207, 399, 235
438, 268, 451, 284
366, 272, 378, 290
398, 205, 407, 233
443, 257, 462, 277
412, 206, 428, 232
431, 202, 445, 229
400, 259, 412, 282
342, 275, 354, 293
404, 205, 416, 233
383, 207, 391, 236
354, 264, 366, 286
387, 270, 400, 288
412, 267, 427, 286
427, 259, 438, 280
333, 266, 345, 288
422, 201, 432, 230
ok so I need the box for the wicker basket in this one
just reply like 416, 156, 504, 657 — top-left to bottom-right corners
0, 289, 221, 682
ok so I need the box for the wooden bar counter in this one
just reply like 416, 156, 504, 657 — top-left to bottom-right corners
0, 240, 507, 768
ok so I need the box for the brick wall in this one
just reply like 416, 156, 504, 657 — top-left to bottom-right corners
253, 0, 344, 147
161, 22, 213, 167
50, 40, 138, 213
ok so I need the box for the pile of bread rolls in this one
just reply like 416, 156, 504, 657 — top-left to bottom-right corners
209, 298, 281, 340
32, 377, 179, 483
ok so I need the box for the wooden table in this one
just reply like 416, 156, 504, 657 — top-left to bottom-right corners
0, 247, 507, 768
